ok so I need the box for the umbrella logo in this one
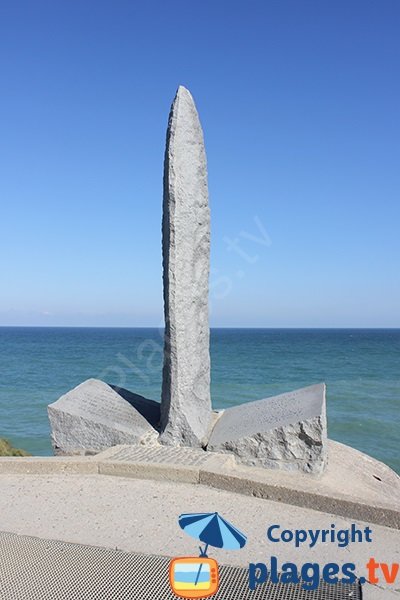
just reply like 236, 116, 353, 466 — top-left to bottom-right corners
169, 512, 247, 598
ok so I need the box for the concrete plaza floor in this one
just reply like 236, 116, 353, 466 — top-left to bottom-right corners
0, 471, 399, 599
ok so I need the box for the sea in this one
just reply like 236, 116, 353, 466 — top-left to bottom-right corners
0, 327, 398, 474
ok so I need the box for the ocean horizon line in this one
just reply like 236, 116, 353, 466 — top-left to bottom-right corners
0, 325, 399, 331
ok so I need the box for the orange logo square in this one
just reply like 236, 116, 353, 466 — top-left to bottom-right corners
169, 557, 219, 598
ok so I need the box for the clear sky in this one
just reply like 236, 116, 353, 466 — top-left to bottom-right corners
1, 1, 399, 327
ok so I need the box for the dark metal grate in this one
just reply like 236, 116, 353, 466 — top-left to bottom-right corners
0, 531, 361, 599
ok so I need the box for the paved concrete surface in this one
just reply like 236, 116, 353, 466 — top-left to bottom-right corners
0, 441, 399, 598
0, 473, 398, 598
1, 439, 399, 528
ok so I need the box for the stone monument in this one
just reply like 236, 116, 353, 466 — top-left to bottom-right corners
48, 85, 328, 474
160, 86, 212, 448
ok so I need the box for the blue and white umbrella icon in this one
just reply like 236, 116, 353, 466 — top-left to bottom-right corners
178, 512, 246, 586
179, 512, 247, 554
178, 512, 247, 585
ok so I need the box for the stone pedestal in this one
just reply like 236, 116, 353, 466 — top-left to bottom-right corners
208, 384, 327, 474
48, 379, 159, 455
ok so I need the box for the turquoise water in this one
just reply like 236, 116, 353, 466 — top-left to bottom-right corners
0, 327, 398, 474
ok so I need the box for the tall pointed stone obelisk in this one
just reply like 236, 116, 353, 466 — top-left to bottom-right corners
160, 86, 211, 447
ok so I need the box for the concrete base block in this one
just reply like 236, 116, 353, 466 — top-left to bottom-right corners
208, 383, 327, 474
47, 379, 159, 456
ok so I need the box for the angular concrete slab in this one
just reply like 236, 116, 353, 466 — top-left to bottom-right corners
208, 383, 327, 474
48, 379, 159, 455
160, 85, 212, 447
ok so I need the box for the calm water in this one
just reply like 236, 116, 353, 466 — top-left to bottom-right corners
0, 327, 399, 474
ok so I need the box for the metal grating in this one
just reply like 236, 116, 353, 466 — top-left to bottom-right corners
104, 445, 210, 466
0, 531, 361, 599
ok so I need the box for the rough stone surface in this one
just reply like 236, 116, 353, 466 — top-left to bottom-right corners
207, 383, 327, 474
48, 379, 159, 456
160, 86, 211, 447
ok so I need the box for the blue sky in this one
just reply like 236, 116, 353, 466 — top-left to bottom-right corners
1, 1, 399, 327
